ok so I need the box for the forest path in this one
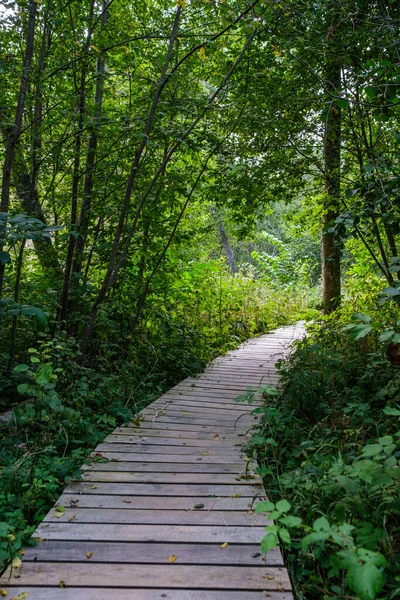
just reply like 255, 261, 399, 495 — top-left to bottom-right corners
3, 324, 304, 599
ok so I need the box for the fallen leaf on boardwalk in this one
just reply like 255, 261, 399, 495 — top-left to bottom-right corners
264, 575, 275, 580
11, 557, 21, 569
220, 542, 228, 549
244, 457, 251, 462
59, 580, 66, 588
229, 494, 242, 498
213, 435, 219, 441
193, 503, 204, 509
168, 555, 177, 563
182, 412, 190, 415
122, 500, 131, 504
68, 515, 76, 522
142, 463, 149, 466
0, 590, 8, 597
202, 452, 209, 456
90, 485, 97, 489
85, 552, 93, 559
19, 550, 24, 556
55, 505, 65, 514
33, 537, 43, 543
10, 594, 29, 600
247, 510, 253, 514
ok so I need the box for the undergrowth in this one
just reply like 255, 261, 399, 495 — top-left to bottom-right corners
238, 317, 400, 600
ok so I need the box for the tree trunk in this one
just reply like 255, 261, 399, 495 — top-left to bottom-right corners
322, 25, 341, 314
211, 207, 237, 274
0, 0, 37, 296
73, 0, 109, 277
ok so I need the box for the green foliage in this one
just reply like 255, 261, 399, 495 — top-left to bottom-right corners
239, 314, 400, 599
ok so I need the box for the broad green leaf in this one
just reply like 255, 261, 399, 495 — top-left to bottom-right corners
261, 532, 278, 552
275, 499, 291, 513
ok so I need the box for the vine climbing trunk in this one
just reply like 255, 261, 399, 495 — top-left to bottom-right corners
322, 20, 342, 314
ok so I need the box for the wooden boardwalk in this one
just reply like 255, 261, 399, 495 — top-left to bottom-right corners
3, 324, 303, 599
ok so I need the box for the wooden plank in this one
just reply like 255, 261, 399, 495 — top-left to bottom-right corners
73, 471, 261, 485
95, 443, 243, 456
35, 523, 267, 544
82, 462, 246, 474
2, 590, 294, 600
58, 494, 260, 511
113, 427, 251, 439
126, 421, 246, 433
7, 563, 291, 590
63, 482, 262, 497
102, 435, 247, 447
44, 507, 268, 526
88, 452, 250, 463
21, 540, 282, 565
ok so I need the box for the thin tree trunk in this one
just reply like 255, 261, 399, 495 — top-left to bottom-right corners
7, 239, 26, 373
211, 207, 237, 274
322, 22, 341, 313
59, 0, 96, 325
0, 0, 37, 296
73, 0, 109, 277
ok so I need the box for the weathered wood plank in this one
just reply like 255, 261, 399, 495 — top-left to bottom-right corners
2, 590, 294, 600
63, 482, 262, 497
89, 452, 250, 463
82, 461, 246, 474
20, 540, 282, 565
35, 522, 267, 544
44, 507, 268, 526
58, 494, 260, 511
7, 563, 291, 590
73, 471, 261, 485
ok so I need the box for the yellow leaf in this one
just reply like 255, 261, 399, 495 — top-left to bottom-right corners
90, 45, 101, 53
168, 554, 177, 563
182, 411, 190, 415
68, 515, 76, 522
85, 552, 93, 559
199, 46, 206, 62
264, 574, 275, 580
213, 435, 219, 441
123, 46, 129, 54
220, 542, 228, 549
10, 594, 29, 600
90, 485, 97, 489
33, 537, 43, 543
176, 0, 186, 6
229, 494, 241, 498
202, 452, 209, 456
59, 580, 66, 588
19, 550, 25, 556
0, 590, 8, 597
11, 557, 21, 569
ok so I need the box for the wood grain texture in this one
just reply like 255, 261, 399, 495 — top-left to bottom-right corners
1, 325, 303, 597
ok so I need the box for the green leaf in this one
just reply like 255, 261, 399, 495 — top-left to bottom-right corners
255, 501, 275, 514
20, 305, 48, 326
349, 324, 373, 341
346, 563, 384, 600
14, 363, 29, 373
337, 98, 349, 109
383, 406, 400, 416
17, 383, 30, 393
261, 532, 278, 552
353, 313, 371, 323
379, 329, 395, 342
382, 286, 400, 297
278, 527, 291, 544
279, 515, 302, 528
313, 517, 330, 531
275, 499, 291, 513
